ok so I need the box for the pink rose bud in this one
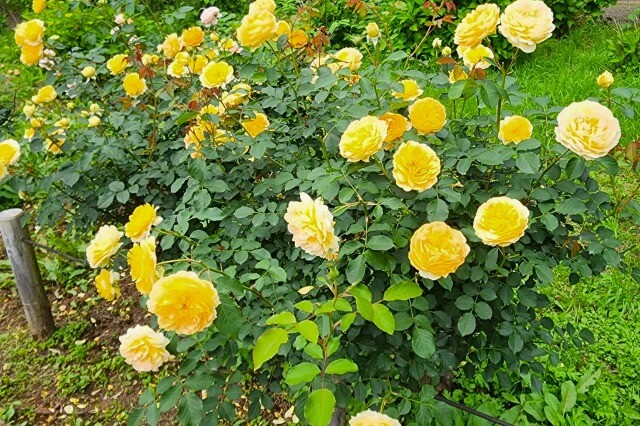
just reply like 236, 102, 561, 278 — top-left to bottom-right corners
200, 7, 221, 27
114, 13, 126, 25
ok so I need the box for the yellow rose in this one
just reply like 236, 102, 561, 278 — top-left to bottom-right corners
106, 54, 129, 75
125, 203, 163, 242
147, 271, 221, 335
90, 103, 101, 114
349, 410, 401, 426
88, 116, 101, 128
188, 55, 209, 74
20, 43, 43, 65
448, 65, 469, 84
237, 10, 278, 49
457, 44, 494, 69
24, 128, 36, 141
30, 117, 43, 128
333, 48, 363, 72
284, 192, 339, 260
123, 72, 148, 98
392, 79, 423, 101
32, 0, 46, 13
32, 85, 57, 104
0, 139, 21, 179
441, 46, 452, 57
54, 118, 70, 128
86, 225, 123, 269
81, 66, 96, 78
127, 236, 160, 295
45, 138, 64, 154
199, 61, 234, 88
474, 196, 530, 247
409, 222, 470, 280
554, 100, 621, 160
290, 29, 308, 48
392, 141, 441, 192
249, 0, 276, 14
142, 53, 160, 66
597, 71, 614, 89
14, 19, 45, 47
181, 26, 205, 47
274, 21, 292, 40
160, 33, 182, 59
23, 104, 36, 118
408, 97, 447, 135
242, 112, 270, 137
454, 4, 500, 48
339, 116, 388, 162
175, 51, 192, 66
498, 0, 554, 53
379, 112, 411, 149
167, 61, 187, 78
118, 325, 170, 372
366, 22, 380, 38
498, 115, 533, 144
95, 269, 120, 301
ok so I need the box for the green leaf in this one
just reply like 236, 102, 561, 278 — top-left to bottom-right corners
341, 313, 356, 331
367, 235, 394, 251
253, 328, 288, 370
234, 206, 255, 218
295, 300, 314, 313
384, 281, 423, 301
412, 328, 436, 359
159, 384, 182, 412
285, 362, 321, 386
448, 81, 467, 99
296, 320, 319, 344
216, 294, 243, 338
305, 389, 336, 426
372, 304, 395, 334
475, 302, 493, 320
266, 312, 297, 326
346, 254, 366, 284
457, 313, 476, 336
325, 358, 358, 375
177, 393, 204, 426
516, 152, 540, 174
561, 381, 577, 414
427, 198, 449, 221
128, 408, 145, 426
555, 199, 587, 215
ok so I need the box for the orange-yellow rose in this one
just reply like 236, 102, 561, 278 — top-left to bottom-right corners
284, 192, 339, 260
498, 115, 533, 144
454, 4, 500, 48
379, 112, 411, 149
408, 97, 447, 135
123, 73, 147, 98
339, 116, 388, 162
0, 139, 21, 179
20, 44, 43, 65
473, 196, 530, 246
119, 325, 170, 372
237, 10, 277, 49
181, 26, 205, 47
409, 222, 470, 280
290, 29, 308, 48
106, 54, 129, 75
392, 79, 423, 102
32, 85, 57, 104
200, 61, 234, 88
127, 236, 161, 295
498, 0, 554, 53
125, 204, 163, 242
242, 112, 270, 137
392, 141, 441, 192
14, 19, 45, 47
32, 0, 46, 14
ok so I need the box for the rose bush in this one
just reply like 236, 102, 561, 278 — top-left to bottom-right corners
3, 0, 640, 424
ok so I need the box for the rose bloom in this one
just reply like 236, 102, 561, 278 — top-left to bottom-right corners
290, 29, 308, 48
284, 193, 339, 260
274, 21, 292, 39
14, 19, 45, 47
106, 54, 129, 75
188, 55, 208, 74
173, 51, 191, 66
474, 196, 530, 247
499, 0, 554, 53
32, 0, 46, 13
24, 127, 36, 141
242, 112, 270, 137
122, 72, 147, 98
86, 225, 123, 269
201, 6, 221, 27
142, 53, 160, 66
432, 37, 442, 49
119, 325, 170, 372
125, 203, 163, 242
339, 116, 388, 162
95, 269, 120, 301
81, 65, 96, 78
454, 3, 500, 48
200, 61, 234, 88
392, 79, 423, 101
114, 13, 126, 25
0, 139, 21, 179
160, 33, 182, 59
366, 22, 380, 38
597, 71, 614, 89
409, 222, 470, 280
31, 85, 57, 104
147, 271, 221, 335
499, 115, 533, 144
393, 141, 441, 192
449, 66, 469, 83
333, 48, 363, 72
54, 118, 70, 129
45, 138, 64, 154
127, 236, 160, 295
555, 100, 621, 160
349, 410, 401, 426
23, 104, 36, 118
167, 61, 188, 78
379, 112, 411, 149
20, 44, 43, 65
408, 97, 447, 135
237, 10, 277, 49
249, 0, 276, 13
181, 26, 205, 47
88, 116, 101, 128
457, 44, 494, 69
30, 117, 43, 128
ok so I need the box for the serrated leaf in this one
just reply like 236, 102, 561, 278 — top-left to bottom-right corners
384, 281, 423, 301
266, 312, 297, 326
346, 254, 366, 284
367, 235, 394, 251
177, 393, 204, 426
253, 328, 288, 370
325, 358, 358, 375
372, 304, 395, 334
296, 320, 319, 344
457, 313, 476, 336
412, 328, 436, 359
304, 389, 336, 426
285, 362, 321, 386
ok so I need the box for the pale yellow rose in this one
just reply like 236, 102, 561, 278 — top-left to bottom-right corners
188, 55, 209, 74
242, 112, 270, 137
0, 139, 21, 179
95, 269, 120, 301
123, 73, 147, 98
441, 46, 452, 57
32, 85, 57, 104
167, 61, 188, 78
498, 115, 533, 144
408, 97, 447, 135
174, 51, 191, 66
20, 44, 43, 65
379, 112, 411, 149
90, 103, 101, 114
290, 30, 308, 48
86, 225, 123, 269
392, 79, 423, 101
284, 192, 339, 260
127, 236, 160, 295
14, 19, 45, 47
237, 10, 278, 49
409, 222, 470, 280
181, 26, 205, 47
200, 61, 234, 88
555, 100, 621, 160
23, 128, 36, 141
457, 44, 494, 69
147, 271, 221, 335
160, 33, 182, 59
498, 0, 554, 53
366, 22, 380, 38
349, 410, 401, 426
142, 54, 160, 66
54, 118, 70, 129
333, 48, 363, 72
125, 203, 162, 242
32, 0, 46, 14
454, 4, 500, 48
339, 116, 388, 162
81, 66, 96, 78
106, 54, 129, 75
88, 116, 101, 128
119, 325, 170, 372
249, 0, 276, 14
597, 71, 614, 89
23, 104, 36, 118
393, 141, 441, 192
474, 196, 530, 247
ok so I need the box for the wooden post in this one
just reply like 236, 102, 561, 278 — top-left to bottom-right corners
0, 208, 55, 338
